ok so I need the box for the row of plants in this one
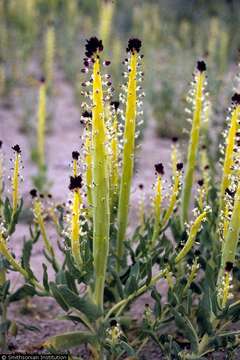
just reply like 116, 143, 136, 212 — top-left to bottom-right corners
2, 0, 239, 143
1, 36, 240, 359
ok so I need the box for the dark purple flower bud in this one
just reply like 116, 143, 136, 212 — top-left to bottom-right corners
197, 60, 206, 72
225, 261, 233, 272
155, 163, 164, 175
72, 151, 80, 160
176, 163, 183, 171
69, 175, 83, 190
126, 38, 142, 53
12, 144, 21, 154
85, 37, 103, 58
30, 189, 38, 198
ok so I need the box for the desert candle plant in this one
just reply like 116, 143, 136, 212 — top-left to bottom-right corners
162, 162, 183, 228
117, 38, 142, 268
109, 101, 120, 213
176, 209, 209, 263
219, 93, 240, 212
181, 61, 207, 226
37, 77, 47, 170
30, 189, 59, 271
85, 37, 110, 310
85, 126, 93, 214
11, 145, 21, 214
151, 163, 164, 246
68, 172, 83, 269
98, 0, 115, 48
218, 181, 240, 291
44, 22, 55, 89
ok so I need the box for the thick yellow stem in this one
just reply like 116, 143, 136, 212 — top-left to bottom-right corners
117, 52, 137, 266
37, 81, 46, 168
71, 190, 82, 268
12, 153, 19, 213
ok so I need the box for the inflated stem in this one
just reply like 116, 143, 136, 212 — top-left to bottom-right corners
181, 64, 206, 225
162, 168, 181, 228
110, 112, 119, 212
71, 190, 82, 268
34, 199, 54, 257
117, 50, 138, 266
37, 80, 46, 168
98, 0, 115, 47
219, 181, 240, 281
219, 104, 240, 211
45, 25, 55, 88
92, 53, 110, 310
175, 211, 207, 263
12, 151, 20, 214
151, 175, 162, 247
85, 128, 93, 213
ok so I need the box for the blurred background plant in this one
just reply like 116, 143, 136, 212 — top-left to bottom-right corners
1, 0, 239, 141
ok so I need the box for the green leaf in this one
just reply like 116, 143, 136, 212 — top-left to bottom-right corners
119, 340, 136, 356
9, 284, 37, 302
8, 199, 24, 235
125, 262, 139, 296
173, 309, 199, 353
0, 320, 11, 333
0, 280, 10, 301
57, 285, 102, 321
42, 263, 49, 292
4, 197, 12, 225
151, 288, 162, 318
197, 289, 213, 336
49, 282, 69, 311
111, 270, 124, 299
44, 331, 97, 350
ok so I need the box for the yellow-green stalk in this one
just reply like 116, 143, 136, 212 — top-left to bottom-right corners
44, 23, 55, 89
171, 137, 179, 177
109, 101, 119, 213
0, 227, 44, 291
98, 0, 115, 47
68, 174, 83, 269
151, 163, 164, 247
208, 17, 219, 63
0, 62, 5, 97
221, 267, 232, 308
196, 179, 205, 212
183, 258, 199, 295
85, 127, 93, 214
219, 97, 240, 212
137, 184, 145, 234
85, 37, 110, 310
218, 181, 240, 284
37, 78, 47, 169
0, 231, 28, 279
117, 39, 142, 267
11, 145, 21, 214
31, 190, 55, 259
162, 163, 183, 228
176, 209, 208, 264
181, 61, 207, 226
200, 145, 210, 200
